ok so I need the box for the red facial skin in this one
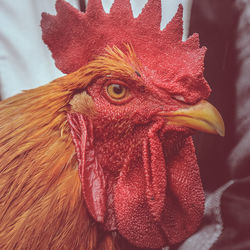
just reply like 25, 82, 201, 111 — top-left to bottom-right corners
68, 72, 207, 248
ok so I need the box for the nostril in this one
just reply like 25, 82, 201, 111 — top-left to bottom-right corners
172, 95, 186, 102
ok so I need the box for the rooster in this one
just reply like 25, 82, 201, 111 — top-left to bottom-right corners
0, 0, 225, 249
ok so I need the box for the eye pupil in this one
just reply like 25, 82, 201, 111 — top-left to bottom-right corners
113, 84, 123, 94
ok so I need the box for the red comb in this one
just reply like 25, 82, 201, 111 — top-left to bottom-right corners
41, 0, 206, 82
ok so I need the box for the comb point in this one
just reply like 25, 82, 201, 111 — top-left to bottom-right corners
162, 4, 183, 42
86, 0, 104, 15
109, 0, 133, 19
185, 33, 200, 49
137, 0, 161, 29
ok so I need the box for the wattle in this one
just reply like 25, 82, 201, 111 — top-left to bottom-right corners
68, 113, 205, 248
113, 122, 205, 248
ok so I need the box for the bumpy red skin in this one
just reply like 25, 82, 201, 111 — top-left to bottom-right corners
42, 0, 211, 248
68, 70, 209, 248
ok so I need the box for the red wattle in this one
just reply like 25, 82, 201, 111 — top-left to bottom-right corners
143, 120, 167, 222
114, 162, 167, 248
161, 136, 205, 244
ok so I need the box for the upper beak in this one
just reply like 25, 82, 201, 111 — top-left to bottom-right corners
159, 100, 225, 136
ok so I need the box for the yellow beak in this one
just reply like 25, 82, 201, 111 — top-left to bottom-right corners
160, 100, 225, 136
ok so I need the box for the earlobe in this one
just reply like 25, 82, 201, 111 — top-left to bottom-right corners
70, 91, 96, 117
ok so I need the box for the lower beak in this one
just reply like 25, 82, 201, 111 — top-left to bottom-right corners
159, 100, 225, 136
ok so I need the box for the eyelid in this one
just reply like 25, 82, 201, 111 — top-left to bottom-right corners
103, 79, 129, 88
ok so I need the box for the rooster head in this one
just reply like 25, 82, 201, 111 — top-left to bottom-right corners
41, 0, 225, 248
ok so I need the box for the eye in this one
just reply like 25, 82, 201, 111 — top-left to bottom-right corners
102, 79, 133, 104
106, 83, 128, 100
